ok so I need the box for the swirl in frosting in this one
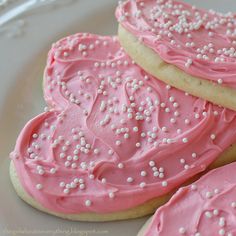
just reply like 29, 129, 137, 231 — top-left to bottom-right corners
10, 33, 236, 214
116, 0, 236, 88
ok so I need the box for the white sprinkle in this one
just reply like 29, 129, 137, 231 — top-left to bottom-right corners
206, 191, 213, 199
37, 165, 42, 170
162, 181, 168, 187
159, 173, 164, 178
149, 161, 155, 167
191, 184, 197, 191
169, 96, 175, 102
152, 167, 157, 171
73, 149, 79, 154
40, 134, 46, 140
177, 129, 182, 134
173, 102, 179, 108
210, 134, 216, 140
218, 229, 225, 235
63, 52, 69, 57
153, 127, 158, 132
179, 227, 186, 234
65, 161, 70, 167
205, 211, 212, 218
71, 163, 77, 169
108, 149, 114, 155
182, 138, 188, 143
166, 85, 171, 90
213, 209, 219, 216
65, 140, 71, 146
116, 140, 121, 146
140, 182, 146, 188
62, 146, 68, 151
94, 148, 99, 154
118, 163, 124, 169
153, 171, 159, 177
89, 174, 94, 179
85, 200, 92, 206
219, 217, 225, 227
231, 201, 236, 208
160, 127, 167, 133
141, 132, 146, 138
73, 178, 79, 184
127, 177, 133, 183
136, 142, 141, 147
36, 184, 42, 190
209, 32, 214, 37
79, 162, 86, 170
27, 148, 33, 153
80, 184, 85, 190
192, 153, 197, 158
70, 182, 77, 188
141, 171, 147, 177
160, 102, 166, 108
63, 188, 69, 194
184, 119, 190, 125
184, 164, 190, 170
109, 192, 115, 198
50, 168, 56, 174
214, 188, 219, 194
94, 62, 99, 67
38, 169, 44, 175
165, 108, 170, 113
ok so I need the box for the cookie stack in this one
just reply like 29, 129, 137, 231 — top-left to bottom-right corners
10, 0, 236, 235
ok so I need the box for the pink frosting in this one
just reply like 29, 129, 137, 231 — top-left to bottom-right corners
144, 162, 236, 235
116, 0, 236, 88
10, 33, 236, 214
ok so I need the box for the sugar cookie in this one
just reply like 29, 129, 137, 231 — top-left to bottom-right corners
10, 33, 236, 221
116, 0, 236, 111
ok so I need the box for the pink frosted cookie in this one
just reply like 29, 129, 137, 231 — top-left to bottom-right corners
138, 162, 236, 236
10, 33, 236, 221
116, 0, 236, 111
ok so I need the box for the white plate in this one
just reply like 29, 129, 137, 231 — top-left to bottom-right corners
0, 1, 235, 235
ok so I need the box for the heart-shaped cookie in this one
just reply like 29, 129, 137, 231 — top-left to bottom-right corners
116, 0, 236, 111
138, 162, 236, 235
10, 33, 236, 221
